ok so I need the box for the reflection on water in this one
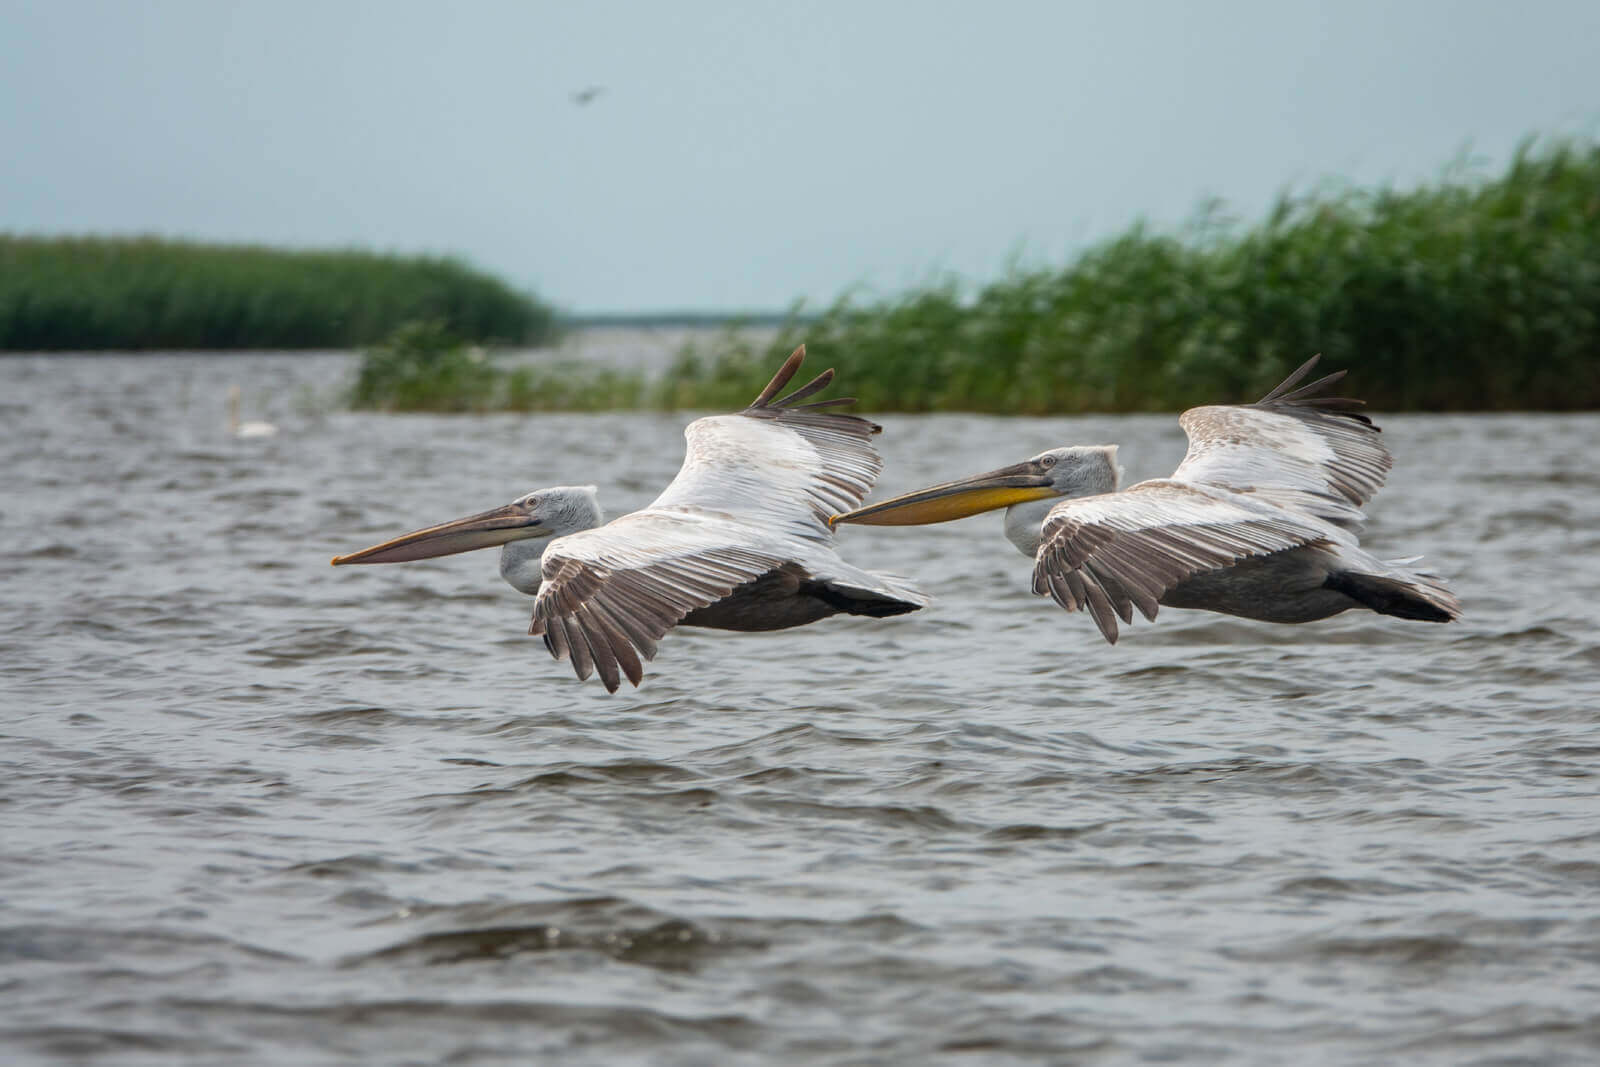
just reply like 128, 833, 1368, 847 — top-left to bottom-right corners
3, 347, 1598, 1064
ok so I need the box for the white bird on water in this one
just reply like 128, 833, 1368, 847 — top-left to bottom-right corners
331, 347, 926, 692
227, 386, 278, 439
833, 356, 1460, 642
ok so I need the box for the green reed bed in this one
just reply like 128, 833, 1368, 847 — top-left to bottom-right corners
349, 320, 647, 413
345, 138, 1599, 414
0, 236, 554, 350
667, 138, 1600, 412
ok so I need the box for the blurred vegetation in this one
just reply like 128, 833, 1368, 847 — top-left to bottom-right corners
350, 321, 499, 412
0, 235, 554, 350
350, 320, 648, 412
504, 362, 648, 411
345, 137, 1599, 414
664, 137, 1600, 412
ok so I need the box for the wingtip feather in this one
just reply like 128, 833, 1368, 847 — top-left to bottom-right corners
751, 345, 807, 408
1259, 354, 1322, 403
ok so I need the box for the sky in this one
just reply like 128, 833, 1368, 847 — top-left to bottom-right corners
3, 1, 1598, 314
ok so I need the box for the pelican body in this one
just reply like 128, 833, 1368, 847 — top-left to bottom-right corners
833, 357, 1460, 643
332, 348, 926, 691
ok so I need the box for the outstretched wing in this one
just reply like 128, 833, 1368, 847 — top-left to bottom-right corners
530, 346, 884, 691
531, 511, 790, 692
649, 346, 884, 544
1173, 356, 1391, 526
1030, 482, 1332, 644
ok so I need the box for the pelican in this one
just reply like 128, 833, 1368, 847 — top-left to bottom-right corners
227, 385, 278, 438
331, 347, 926, 691
833, 356, 1460, 642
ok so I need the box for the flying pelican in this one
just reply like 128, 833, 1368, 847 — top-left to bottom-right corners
832, 356, 1460, 643
331, 347, 926, 691
227, 385, 278, 438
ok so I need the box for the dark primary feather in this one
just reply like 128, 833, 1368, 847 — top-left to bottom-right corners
748, 346, 811, 407
532, 542, 789, 692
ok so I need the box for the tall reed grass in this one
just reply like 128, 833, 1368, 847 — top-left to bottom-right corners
666, 138, 1600, 412
0, 236, 553, 350
349, 320, 648, 412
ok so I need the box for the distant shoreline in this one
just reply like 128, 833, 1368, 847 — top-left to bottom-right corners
10, 136, 1599, 412
559, 309, 816, 330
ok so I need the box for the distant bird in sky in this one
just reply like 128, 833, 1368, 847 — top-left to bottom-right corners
834, 357, 1460, 642
227, 385, 277, 439
331, 347, 926, 692
570, 85, 606, 106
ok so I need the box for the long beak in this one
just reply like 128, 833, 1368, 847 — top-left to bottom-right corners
831, 461, 1058, 527
331, 503, 545, 565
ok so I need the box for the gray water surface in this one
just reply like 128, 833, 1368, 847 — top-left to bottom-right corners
3, 352, 1598, 1064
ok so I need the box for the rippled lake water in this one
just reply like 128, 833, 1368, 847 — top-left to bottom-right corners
4, 348, 1598, 1064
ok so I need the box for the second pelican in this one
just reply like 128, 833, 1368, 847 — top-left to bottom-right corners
832, 356, 1460, 642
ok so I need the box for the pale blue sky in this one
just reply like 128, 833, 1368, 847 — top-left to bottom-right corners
3, 1, 1597, 313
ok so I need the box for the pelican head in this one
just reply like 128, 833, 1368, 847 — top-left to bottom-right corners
330, 485, 603, 594
832, 445, 1122, 557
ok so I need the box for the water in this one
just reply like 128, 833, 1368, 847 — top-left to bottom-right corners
3, 348, 1598, 1064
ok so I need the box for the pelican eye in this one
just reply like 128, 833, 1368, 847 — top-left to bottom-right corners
1038, 455, 1057, 468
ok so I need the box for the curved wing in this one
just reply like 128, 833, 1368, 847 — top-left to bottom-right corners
1173, 356, 1391, 525
650, 347, 883, 544
530, 347, 884, 691
1030, 482, 1332, 644
531, 512, 790, 692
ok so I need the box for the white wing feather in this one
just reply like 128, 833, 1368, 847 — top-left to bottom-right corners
651, 406, 881, 543
1173, 356, 1391, 527
530, 348, 891, 691
1031, 482, 1334, 643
